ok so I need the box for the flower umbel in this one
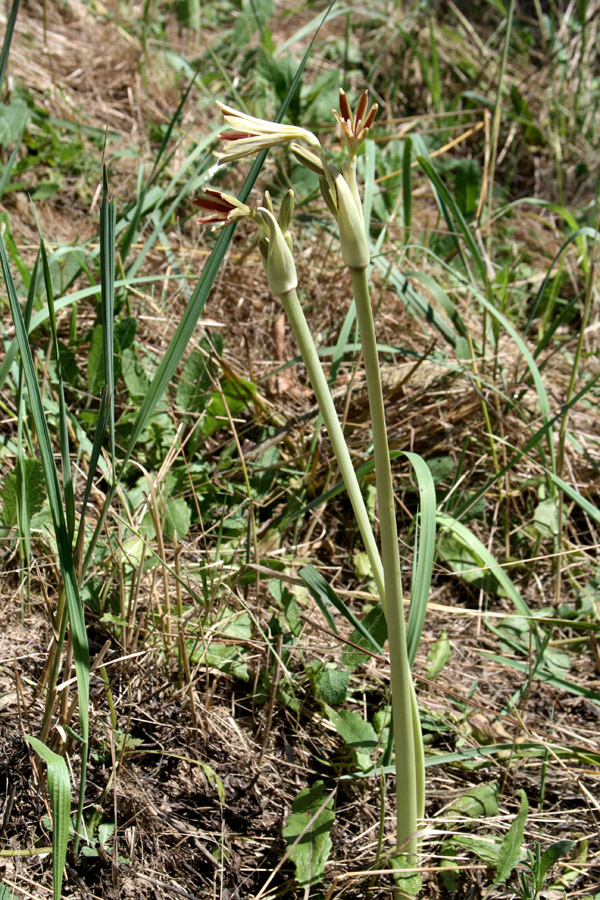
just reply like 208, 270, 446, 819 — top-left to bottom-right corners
217, 102, 322, 164
333, 89, 378, 158
193, 189, 253, 226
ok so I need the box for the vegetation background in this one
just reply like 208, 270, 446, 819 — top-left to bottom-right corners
0, 0, 598, 898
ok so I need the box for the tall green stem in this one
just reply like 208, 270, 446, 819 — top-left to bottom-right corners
279, 287, 386, 606
350, 266, 423, 859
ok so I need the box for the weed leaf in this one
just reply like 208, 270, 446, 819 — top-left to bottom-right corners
494, 789, 528, 885
282, 781, 335, 888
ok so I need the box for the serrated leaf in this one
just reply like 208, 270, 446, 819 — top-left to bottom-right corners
282, 781, 335, 887
324, 705, 378, 751
317, 668, 349, 705
425, 629, 452, 679
26, 737, 71, 900
494, 789, 528, 885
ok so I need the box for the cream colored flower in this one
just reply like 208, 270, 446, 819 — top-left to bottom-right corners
217, 102, 322, 164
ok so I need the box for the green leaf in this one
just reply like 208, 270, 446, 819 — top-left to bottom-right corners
26, 737, 71, 900
454, 159, 481, 217
453, 832, 502, 864
446, 782, 499, 820
426, 455, 454, 486
537, 840, 575, 886
282, 781, 335, 888
87, 324, 105, 394
121, 346, 151, 401
389, 853, 422, 896
176, 345, 213, 412
425, 630, 452, 680
324, 705, 378, 751
533, 497, 564, 539
494, 789, 528, 885
0, 99, 29, 147
163, 496, 191, 541
1, 458, 46, 526
317, 668, 349, 705
340, 603, 387, 670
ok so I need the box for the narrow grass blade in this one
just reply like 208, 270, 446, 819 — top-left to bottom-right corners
436, 513, 534, 622
402, 452, 436, 667
0, 0, 20, 91
25, 737, 70, 900
1, 234, 89, 849
402, 136, 413, 244
418, 155, 487, 285
477, 292, 555, 471
14, 255, 39, 605
452, 373, 599, 523
478, 650, 600, 703
39, 236, 76, 540
99, 166, 116, 466
300, 565, 384, 655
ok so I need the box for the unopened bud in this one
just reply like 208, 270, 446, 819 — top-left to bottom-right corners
258, 208, 298, 296
333, 169, 369, 269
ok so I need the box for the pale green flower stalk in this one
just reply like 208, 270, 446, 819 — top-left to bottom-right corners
193, 189, 386, 605
209, 91, 425, 860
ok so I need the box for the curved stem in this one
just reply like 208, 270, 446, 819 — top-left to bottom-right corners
350, 265, 423, 860
279, 288, 386, 607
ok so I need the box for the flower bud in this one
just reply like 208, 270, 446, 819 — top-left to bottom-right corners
258, 208, 298, 296
333, 169, 369, 269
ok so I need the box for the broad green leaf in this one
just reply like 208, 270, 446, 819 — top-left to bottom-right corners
1, 458, 46, 526
121, 346, 152, 401
0, 99, 29, 147
324, 705, 378, 751
494, 789, 528, 885
389, 853, 422, 896
453, 832, 502, 865
176, 345, 213, 412
26, 737, 71, 900
163, 496, 191, 541
282, 781, 335, 888
317, 668, 349, 705
538, 840, 575, 885
533, 497, 564, 539
446, 782, 499, 820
